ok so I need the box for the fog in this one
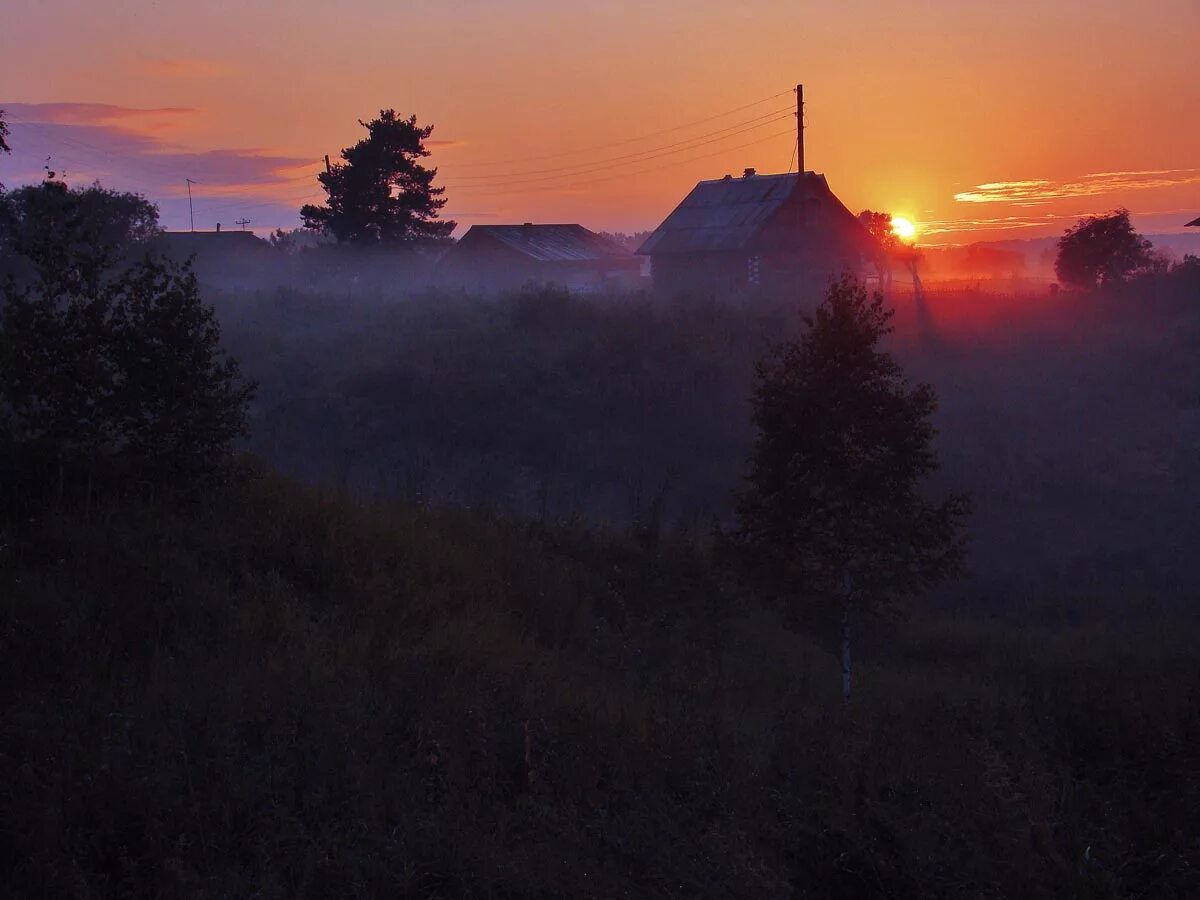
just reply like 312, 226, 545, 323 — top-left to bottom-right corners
206, 261, 1200, 615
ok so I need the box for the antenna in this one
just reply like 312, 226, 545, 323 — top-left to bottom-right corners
235, 218, 251, 232
185, 178, 197, 232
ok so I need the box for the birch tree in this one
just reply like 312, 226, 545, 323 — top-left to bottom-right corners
733, 275, 968, 700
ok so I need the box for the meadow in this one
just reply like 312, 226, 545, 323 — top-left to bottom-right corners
3, 264, 1198, 897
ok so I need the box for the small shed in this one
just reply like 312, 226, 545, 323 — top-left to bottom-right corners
439, 224, 642, 293
638, 170, 873, 296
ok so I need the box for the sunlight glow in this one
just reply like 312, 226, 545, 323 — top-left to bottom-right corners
890, 216, 917, 240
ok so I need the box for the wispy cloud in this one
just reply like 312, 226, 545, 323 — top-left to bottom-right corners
954, 169, 1200, 205
0, 102, 320, 229
141, 58, 234, 79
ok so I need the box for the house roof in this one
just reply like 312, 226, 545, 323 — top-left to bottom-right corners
463, 224, 633, 262
1186, 216, 1200, 227
637, 171, 865, 256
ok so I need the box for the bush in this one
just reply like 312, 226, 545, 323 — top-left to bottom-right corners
0, 255, 253, 498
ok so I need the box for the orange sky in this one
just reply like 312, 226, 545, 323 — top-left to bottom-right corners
2, 0, 1198, 244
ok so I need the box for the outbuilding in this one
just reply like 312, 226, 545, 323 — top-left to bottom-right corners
439, 224, 642, 293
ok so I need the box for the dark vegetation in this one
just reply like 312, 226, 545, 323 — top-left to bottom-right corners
300, 110, 455, 248
2, 171, 1199, 896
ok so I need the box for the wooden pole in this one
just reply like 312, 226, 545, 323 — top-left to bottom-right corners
796, 84, 804, 176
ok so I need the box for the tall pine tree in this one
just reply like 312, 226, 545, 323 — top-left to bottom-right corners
302, 110, 455, 248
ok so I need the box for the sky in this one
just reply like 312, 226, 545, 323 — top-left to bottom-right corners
1, 0, 1197, 244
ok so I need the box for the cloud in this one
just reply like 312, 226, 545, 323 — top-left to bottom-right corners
0, 102, 320, 230
141, 59, 234, 79
954, 169, 1200, 205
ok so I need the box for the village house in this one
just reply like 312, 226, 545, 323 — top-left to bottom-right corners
438, 224, 642, 293
637, 169, 874, 296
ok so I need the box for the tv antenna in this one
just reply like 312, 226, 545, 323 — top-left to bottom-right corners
185, 178, 198, 232
235, 217, 251, 231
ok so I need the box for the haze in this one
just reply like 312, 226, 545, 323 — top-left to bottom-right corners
2, 0, 1197, 241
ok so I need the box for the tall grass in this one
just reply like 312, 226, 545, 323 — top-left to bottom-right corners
3, 464, 1196, 897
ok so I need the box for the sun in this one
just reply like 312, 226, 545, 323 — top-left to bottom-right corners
890, 216, 917, 241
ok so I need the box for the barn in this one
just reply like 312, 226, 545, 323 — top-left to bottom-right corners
438, 224, 642, 293
637, 169, 873, 296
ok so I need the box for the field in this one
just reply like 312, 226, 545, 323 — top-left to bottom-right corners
3, 465, 1197, 898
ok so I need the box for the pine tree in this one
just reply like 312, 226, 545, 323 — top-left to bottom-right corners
301, 110, 456, 247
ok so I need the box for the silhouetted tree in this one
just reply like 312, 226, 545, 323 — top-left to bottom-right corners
1055, 209, 1154, 289
0, 109, 10, 189
0, 185, 251, 497
733, 276, 968, 699
301, 110, 455, 247
858, 210, 897, 290
0, 181, 161, 292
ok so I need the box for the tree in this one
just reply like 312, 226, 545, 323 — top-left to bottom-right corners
1055, 209, 1154, 289
858, 210, 898, 291
0, 109, 10, 188
0, 180, 161, 293
0, 185, 252, 497
301, 110, 455, 247
732, 276, 968, 699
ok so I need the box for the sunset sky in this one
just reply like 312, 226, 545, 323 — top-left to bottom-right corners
2, 0, 1197, 244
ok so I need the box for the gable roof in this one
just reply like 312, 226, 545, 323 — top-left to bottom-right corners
637, 171, 865, 256
461, 224, 633, 262
1187, 216, 1200, 227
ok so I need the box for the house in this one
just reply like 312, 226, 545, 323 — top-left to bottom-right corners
637, 169, 874, 295
438, 224, 642, 293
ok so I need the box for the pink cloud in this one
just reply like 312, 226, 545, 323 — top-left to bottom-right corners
141, 59, 234, 79
954, 169, 1200, 205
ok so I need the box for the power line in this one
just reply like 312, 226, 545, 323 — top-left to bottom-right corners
443, 88, 795, 168
442, 113, 794, 191
446, 106, 793, 182
453, 127, 795, 199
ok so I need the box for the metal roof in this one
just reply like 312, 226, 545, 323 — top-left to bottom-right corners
465, 224, 633, 262
638, 172, 859, 255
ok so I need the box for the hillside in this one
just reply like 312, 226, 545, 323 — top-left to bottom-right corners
3, 464, 1197, 898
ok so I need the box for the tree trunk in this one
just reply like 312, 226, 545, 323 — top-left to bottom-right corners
841, 605, 852, 702
841, 570, 853, 702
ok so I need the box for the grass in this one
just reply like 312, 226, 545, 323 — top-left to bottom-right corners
2, 461, 1197, 898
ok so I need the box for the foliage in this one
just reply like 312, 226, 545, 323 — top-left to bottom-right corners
1, 467, 1196, 898
733, 276, 968, 616
0, 252, 253, 492
0, 108, 9, 190
857, 209, 898, 255
1055, 208, 1154, 289
0, 180, 161, 292
301, 109, 456, 247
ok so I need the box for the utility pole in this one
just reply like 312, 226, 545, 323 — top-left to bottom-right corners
235, 217, 251, 232
324, 155, 332, 176
795, 84, 804, 176
185, 178, 197, 232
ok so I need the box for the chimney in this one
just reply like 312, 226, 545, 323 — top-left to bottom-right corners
216, 222, 221, 233
743, 168, 756, 179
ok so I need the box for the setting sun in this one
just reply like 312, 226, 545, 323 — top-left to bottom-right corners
890, 216, 917, 240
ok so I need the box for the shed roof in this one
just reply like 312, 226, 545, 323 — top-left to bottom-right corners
463, 224, 633, 262
637, 171, 860, 255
